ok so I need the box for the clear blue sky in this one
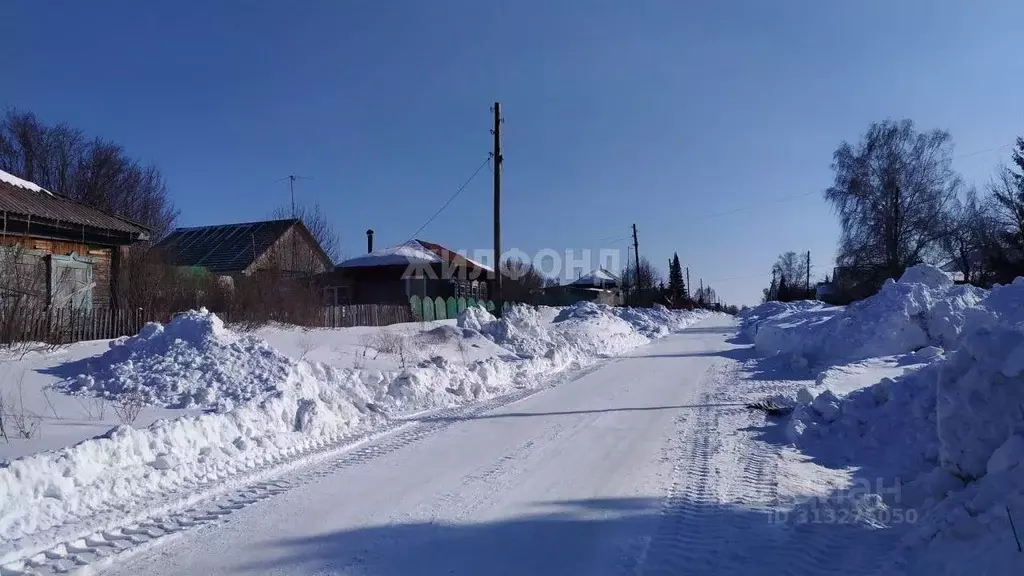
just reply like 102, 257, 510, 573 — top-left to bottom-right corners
3, 0, 1022, 305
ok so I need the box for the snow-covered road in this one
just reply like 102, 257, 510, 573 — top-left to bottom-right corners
98, 316, 803, 575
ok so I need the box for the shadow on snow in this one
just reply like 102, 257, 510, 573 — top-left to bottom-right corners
414, 403, 752, 424
231, 496, 882, 576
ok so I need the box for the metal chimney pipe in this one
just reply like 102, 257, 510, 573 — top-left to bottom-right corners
366, 229, 374, 253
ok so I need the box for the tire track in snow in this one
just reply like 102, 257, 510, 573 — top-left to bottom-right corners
635, 358, 888, 576
0, 362, 612, 576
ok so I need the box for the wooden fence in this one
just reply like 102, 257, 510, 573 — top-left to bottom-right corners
0, 306, 150, 346
0, 298, 501, 346
320, 304, 413, 328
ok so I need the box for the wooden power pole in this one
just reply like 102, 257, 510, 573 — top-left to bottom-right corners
492, 102, 504, 316
632, 223, 640, 287
806, 250, 811, 294
288, 175, 296, 218
686, 267, 690, 299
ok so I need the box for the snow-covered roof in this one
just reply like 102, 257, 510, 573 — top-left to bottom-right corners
0, 168, 53, 196
415, 239, 495, 273
463, 254, 494, 273
572, 267, 619, 287
339, 239, 495, 272
0, 168, 150, 238
338, 240, 442, 268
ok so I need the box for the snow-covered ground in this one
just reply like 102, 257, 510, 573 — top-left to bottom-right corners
741, 265, 986, 367
0, 303, 707, 572
739, 265, 1024, 575
5, 262, 1024, 575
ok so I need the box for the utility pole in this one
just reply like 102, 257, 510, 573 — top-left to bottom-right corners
492, 102, 504, 317
772, 268, 777, 301
699, 278, 704, 305
806, 250, 812, 295
289, 175, 296, 218
632, 223, 641, 289
686, 267, 690, 300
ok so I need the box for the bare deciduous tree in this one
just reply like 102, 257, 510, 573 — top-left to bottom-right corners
501, 258, 548, 302
825, 119, 961, 290
621, 257, 663, 293
0, 110, 179, 238
772, 252, 810, 290
940, 189, 991, 285
620, 257, 664, 307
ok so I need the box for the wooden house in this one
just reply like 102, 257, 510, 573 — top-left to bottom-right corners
0, 169, 151, 311
319, 231, 494, 306
543, 267, 622, 306
155, 219, 334, 279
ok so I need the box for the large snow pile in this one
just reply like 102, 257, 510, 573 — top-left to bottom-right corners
936, 278, 1024, 480
783, 276, 1024, 574
54, 309, 294, 410
0, 303, 707, 561
741, 264, 986, 366
459, 302, 684, 361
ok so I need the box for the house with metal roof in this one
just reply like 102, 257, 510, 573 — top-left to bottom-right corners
155, 218, 334, 278
571, 267, 619, 289
319, 231, 495, 306
0, 169, 151, 310
542, 267, 622, 306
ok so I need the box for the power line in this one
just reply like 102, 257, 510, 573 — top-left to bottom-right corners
677, 142, 1014, 227
705, 271, 773, 283
406, 156, 491, 241
681, 190, 819, 225
953, 143, 1013, 160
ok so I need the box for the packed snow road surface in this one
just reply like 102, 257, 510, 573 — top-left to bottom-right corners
96, 316, 784, 576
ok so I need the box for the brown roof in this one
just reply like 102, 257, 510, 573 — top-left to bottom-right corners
0, 175, 151, 239
415, 239, 494, 273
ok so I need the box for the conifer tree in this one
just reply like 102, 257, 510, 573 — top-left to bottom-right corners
668, 252, 685, 302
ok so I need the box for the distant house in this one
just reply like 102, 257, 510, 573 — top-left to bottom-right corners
543, 267, 622, 306
940, 249, 983, 283
817, 265, 887, 304
0, 169, 150, 310
319, 231, 494, 306
571, 267, 619, 289
155, 219, 334, 279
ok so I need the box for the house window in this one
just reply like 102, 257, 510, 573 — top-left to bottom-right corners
337, 286, 352, 305
321, 286, 352, 306
321, 287, 337, 307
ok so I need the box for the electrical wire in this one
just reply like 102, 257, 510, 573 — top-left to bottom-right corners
406, 156, 491, 241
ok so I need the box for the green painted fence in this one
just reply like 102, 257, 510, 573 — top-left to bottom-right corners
408, 296, 500, 321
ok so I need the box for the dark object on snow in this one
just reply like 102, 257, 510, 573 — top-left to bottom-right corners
1008, 506, 1022, 553
746, 399, 794, 416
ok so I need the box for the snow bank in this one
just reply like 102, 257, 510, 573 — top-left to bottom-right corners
936, 278, 1024, 480
54, 309, 293, 410
783, 275, 1024, 574
740, 265, 986, 366
0, 303, 707, 560
456, 304, 497, 333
